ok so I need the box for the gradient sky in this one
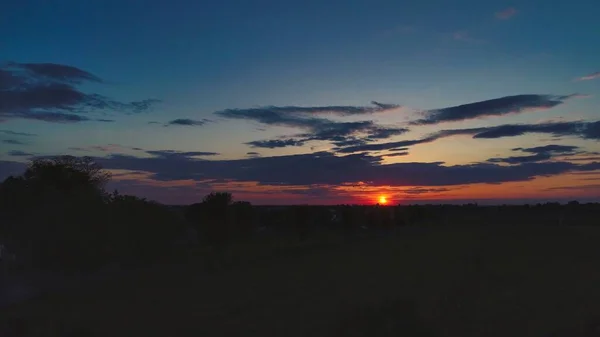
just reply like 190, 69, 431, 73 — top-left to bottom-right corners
1, 0, 599, 204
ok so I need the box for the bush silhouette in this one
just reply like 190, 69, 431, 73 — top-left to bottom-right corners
185, 192, 234, 248
106, 191, 187, 266
0, 155, 186, 271
0, 156, 110, 270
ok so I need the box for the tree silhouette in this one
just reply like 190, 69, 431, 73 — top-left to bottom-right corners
0, 156, 111, 270
24, 156, 110, 194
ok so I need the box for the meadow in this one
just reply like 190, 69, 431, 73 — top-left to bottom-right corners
3, 224, 600, 337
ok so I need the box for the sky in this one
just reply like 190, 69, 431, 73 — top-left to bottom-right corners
1, 0, 599, 205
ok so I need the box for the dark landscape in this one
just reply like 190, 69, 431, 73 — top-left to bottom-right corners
2, 0, 600, 336
1, 157, 600, 337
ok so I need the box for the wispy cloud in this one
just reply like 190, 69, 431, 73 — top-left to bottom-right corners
495, 7, 518, 20
69, 144, 145, 153
383, 152, 409, 157
0, 129, 36, 137
575, 71, 600, 81
3, 139, 27, 145
7, 150, 33, 157
146, 150, 220, 158
452, 31, 485, 43
336, 121, 600, 154
411, 94, 578, 125
87, 151, 600, 188
217, 102, 400, 118
166, 118, 212, 126
0, 62, 160, 124
246, 139, 306, 149
217, 102, 408, 149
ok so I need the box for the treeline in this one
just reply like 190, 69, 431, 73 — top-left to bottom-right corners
1, 156, 599, 273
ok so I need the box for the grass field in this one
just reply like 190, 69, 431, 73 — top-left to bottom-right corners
2, 225, 600, 337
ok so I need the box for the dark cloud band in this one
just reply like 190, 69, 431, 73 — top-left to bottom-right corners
0, 62, 160, 124
411, 94, 576, 125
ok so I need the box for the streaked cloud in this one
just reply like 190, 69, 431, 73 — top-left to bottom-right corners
336, 121, 600, 154
85, 151, 600, 188
216, 101, 400, 119
0, 62, 160, 124
452, 31, 485, 43
411, 94, 577, 125
0, 130, 36, 137
246, 138, 306, 149
7, 150, 33, 157
166, 118, 212, 126
218, 102, 409, 149
3, 139, 27, 145
145, 150, 220, 158
575, 71, 600, 81
495, 7, 518, 20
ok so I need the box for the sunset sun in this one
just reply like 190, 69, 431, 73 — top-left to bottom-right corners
378, 195, 388, 205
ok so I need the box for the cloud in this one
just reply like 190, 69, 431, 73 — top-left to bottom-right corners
495, 7, 518, 20
216, 101, 400, 119
365, 127, 410, 140
0, 129, 36, 137
335, 137, 435, 153
12, 62, 102, 84
7, 150, 33, 157
246, 138, 306, 148
514, 145, 579, 154
336, 121, 600, 154
452, 31, 485, 43
96, 118, 115, 123
473, 121, 600, 140
575, 71, 600, 81
68, 147, 89, 152
568, 156, 600, 162
146, 150, 220, 158
216, 102, 409, 148
546, 184, 600, 191
218, 102, 410, 149
430, 120, 600, 141
246, 152, 261, 158
166, 118, 211, 126
3, 139, 27, 145
488, 153, 552, 164
402, 187, 450, 195
15, 111, 92, 123
0, 62, 160, 123
86, 151, 600, 188
68, 144, 145, 153
487, 144, 581, 165
411, 95, 576, 125
384, 152, 409, 157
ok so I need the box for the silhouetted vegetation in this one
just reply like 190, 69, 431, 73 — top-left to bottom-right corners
2, 155, 599, 272
0, 156, 187, 271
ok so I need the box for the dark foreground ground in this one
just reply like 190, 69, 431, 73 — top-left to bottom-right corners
2, 225, 600, 337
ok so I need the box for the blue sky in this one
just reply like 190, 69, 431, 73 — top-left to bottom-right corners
1, 0, 599, 204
